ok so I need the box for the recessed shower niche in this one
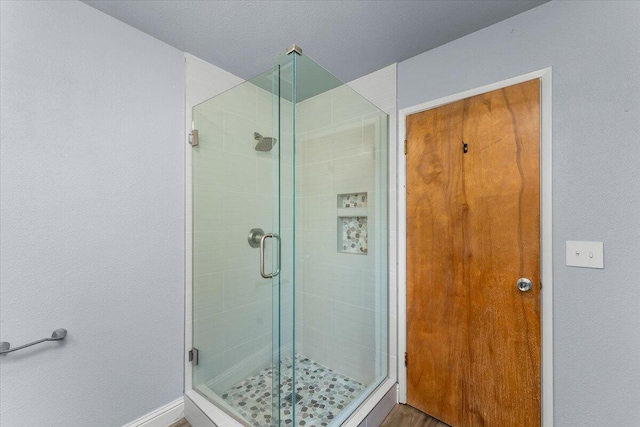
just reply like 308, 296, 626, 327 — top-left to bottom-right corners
337, 193, 368, 254
190, 46, 388, 426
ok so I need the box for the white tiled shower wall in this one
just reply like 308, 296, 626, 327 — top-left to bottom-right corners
295, 64, 398, 385
347, 65, 398, 385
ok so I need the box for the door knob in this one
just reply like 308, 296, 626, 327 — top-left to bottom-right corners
517, 278, 533, 292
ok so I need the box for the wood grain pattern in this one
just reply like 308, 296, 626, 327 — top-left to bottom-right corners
406, 79, 540, 427
381, 404, 451, 427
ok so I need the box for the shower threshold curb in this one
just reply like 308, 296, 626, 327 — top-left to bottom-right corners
184, 378, 396, 427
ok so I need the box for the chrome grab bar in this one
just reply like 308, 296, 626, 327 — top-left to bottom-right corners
259, 233, 281, 279
0, 328, 67, 354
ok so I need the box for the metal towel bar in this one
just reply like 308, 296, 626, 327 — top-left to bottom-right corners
0, 329, 67, 354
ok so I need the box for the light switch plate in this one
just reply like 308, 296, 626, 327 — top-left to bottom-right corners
566, 241, 604, 269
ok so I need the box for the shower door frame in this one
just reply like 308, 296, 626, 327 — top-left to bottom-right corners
183, 54, 399, 427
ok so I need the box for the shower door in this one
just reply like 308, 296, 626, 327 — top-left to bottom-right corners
191, 67, 287, 426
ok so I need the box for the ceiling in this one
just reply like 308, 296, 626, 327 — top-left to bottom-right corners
83, 0, 548, 83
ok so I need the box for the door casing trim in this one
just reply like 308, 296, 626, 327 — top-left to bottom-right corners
397, 67, 553, 427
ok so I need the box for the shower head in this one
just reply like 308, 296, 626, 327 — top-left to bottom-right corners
254, 132, 277, 152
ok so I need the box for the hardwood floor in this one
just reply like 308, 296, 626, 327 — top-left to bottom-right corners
169, 404, 446, 427
381, 404, 450, 427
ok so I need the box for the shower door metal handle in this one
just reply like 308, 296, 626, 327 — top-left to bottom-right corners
260, 233, 280, 279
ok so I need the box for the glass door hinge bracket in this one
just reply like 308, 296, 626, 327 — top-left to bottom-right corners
189, 348, 199, 365
189, 130, 199, 147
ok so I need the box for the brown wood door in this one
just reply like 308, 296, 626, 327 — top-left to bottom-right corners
406, 79, 541, 427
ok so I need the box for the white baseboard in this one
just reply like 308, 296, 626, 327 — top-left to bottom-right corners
123, 397, 185, 427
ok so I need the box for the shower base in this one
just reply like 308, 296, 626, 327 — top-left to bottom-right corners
217, 354, 364, 426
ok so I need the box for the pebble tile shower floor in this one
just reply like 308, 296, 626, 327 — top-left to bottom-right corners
216, 354, 364, 426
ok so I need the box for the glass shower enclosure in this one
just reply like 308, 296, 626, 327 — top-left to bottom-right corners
191, 49, 388, 426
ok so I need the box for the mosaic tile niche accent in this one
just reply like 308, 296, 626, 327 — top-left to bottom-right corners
340, 217, 368, 254
338, 193, 368, 255
340, 193, 367, 208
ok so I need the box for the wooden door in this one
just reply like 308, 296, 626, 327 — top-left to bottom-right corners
406, 79, 541, 427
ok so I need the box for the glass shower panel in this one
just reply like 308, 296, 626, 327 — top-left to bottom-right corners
286, 53, 389, 426
192, 68, 282, 426
269, 53, 298, 425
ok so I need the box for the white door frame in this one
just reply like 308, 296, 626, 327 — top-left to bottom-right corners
397, 67, 553, 427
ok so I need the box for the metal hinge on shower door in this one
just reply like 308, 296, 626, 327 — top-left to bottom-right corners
189, 129, 199, 147
189, 348, 199, 365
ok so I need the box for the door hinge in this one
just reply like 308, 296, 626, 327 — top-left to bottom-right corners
189, 129, 199, 147
404, 140, 407, 155
404, 351, 408, 367
188, 348, 199, 365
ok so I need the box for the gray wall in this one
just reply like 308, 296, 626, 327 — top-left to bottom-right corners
398, 1, 640, 425
0, 2, 185, 426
